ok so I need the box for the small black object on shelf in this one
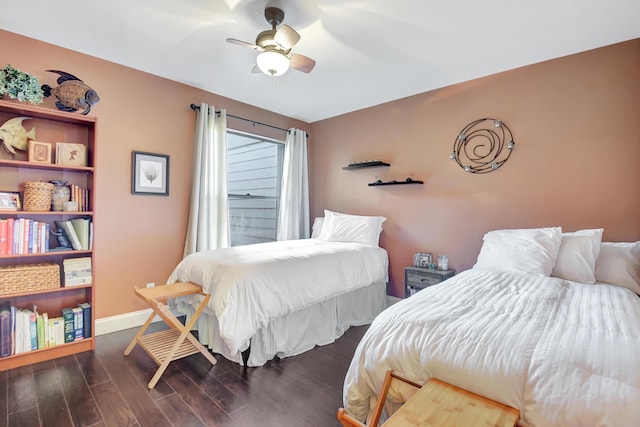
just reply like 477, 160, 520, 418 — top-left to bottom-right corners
368, 179, 423, 186
342, 160, 390, 170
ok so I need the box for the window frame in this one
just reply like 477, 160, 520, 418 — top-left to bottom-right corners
226, 129, 285, 246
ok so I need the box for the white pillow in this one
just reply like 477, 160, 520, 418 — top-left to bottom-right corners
311, 217, 324, 238
595, 241, 640, 294
318, 209, 386, 247
551, 228, 603, 283
473, 227, 562, 276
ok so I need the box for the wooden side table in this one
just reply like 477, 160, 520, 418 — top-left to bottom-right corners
123, 282, 217, 389
405, 266, 455, 297
337, 370, 520, 427
384, 376, 520, 427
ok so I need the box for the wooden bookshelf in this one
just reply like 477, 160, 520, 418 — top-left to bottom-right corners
0, 99, 96, 370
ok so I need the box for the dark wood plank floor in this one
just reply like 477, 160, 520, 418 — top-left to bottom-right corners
0, 323, 368, 427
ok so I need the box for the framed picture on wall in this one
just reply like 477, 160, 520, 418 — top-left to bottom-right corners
131, 151, 170, 196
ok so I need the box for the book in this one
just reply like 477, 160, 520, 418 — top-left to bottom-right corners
10, 305, 16, 354
14, 309, 23, 354
49, 317, 63, 347
47, 317, 56, 347
55, 221, 82, 251
61, 308, 75, 343
78, 302, 91, 339
29, 309, 37, 351
63, 257, 92, 286
6, 218, 13, 254
0, 219, 7, 255
0, 302, 11, 357
70, 218, 90, 250
72, 307, 83, 341
36, 311, 45, 349
42, 312, 49, 349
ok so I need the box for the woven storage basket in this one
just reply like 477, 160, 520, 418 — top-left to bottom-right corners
0, 263, 60, 295
23, 181, 55, 212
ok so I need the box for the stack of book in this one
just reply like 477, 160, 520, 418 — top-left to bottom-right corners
69, 184, 90, 212
0, 302, 91, 357
0, 218, 50, 255
54, 218, 92, 251
63, 257, 92, 286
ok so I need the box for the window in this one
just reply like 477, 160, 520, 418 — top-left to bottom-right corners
227, 131, 284, 246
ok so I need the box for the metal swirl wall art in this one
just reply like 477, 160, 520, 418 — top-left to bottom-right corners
450, 118, 515, 174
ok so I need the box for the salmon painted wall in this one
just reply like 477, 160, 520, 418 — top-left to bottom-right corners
310, 39, 640, 297
0, 29, 309, 318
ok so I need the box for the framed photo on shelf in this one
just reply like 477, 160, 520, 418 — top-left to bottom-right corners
0, 191, 21, 211
55, 142, 87, 166
27, 140, 52, 164
131, 151, 170, 196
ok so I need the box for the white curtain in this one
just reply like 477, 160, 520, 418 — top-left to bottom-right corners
277, 128, 310, 241
183, 103, 229, 257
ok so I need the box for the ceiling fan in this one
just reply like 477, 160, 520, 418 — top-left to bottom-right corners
226, 6, 316, 77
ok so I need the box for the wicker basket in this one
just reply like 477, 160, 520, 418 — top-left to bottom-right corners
23, 181, 55, 212
0, 263, 60, 295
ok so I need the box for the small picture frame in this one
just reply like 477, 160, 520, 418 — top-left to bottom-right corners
0, 191, 21, 211
27, 140, 52, 164
131, 151, 170, 196
55, 142, 87, 166
413, 252, 433, 268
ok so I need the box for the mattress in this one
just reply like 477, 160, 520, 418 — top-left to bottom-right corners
168, 239, 389, 363
343, 268, 640, 426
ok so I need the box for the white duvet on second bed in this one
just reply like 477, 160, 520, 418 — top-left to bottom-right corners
168, 239, 388, 358
343, 268, 640, 426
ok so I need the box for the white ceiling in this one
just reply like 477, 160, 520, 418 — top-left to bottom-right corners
1, 0, 638, 123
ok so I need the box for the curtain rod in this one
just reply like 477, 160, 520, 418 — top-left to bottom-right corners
189, 103, 308, 137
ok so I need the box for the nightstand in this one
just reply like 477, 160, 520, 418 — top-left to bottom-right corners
405, 266, 455, 297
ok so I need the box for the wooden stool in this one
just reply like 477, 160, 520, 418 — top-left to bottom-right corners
124, 282, 217, 389
337, 370, 520, 427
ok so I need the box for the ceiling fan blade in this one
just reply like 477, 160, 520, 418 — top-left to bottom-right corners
274, 25, 300, 50
290, 53, 316, 73
226, 38, 263, 51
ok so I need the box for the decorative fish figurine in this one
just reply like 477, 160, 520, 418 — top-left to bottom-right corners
0, 116, 36, 155
41, 70, 100, 115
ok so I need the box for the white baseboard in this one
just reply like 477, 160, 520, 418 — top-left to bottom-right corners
95, 309, 161, 336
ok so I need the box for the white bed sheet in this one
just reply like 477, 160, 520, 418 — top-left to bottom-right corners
343, 269, 640, 426
168, 239, 388, 359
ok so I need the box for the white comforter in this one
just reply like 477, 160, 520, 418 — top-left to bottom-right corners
168, 239, 388, 357
343, 269, 640, 426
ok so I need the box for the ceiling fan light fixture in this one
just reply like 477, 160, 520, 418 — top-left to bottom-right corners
256, 50, 290, 76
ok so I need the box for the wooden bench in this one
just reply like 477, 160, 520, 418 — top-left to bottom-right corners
123, 282, 217, 389
337, 370, 520, 427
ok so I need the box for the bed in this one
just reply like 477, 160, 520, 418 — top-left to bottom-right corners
167, 210, 389, 366
342, 227, 640, 426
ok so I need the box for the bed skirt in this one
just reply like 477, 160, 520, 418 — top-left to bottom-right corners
180, 281, 387, 367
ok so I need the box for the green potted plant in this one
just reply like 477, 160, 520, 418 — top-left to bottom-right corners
0, 64, 44, 104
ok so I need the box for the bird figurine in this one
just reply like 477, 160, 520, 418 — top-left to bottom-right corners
41, 70, 100, 115
0, 116, 36, 155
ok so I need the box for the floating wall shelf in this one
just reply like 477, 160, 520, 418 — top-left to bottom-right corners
342, 160, 390, 170
368, 179, 423, 187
